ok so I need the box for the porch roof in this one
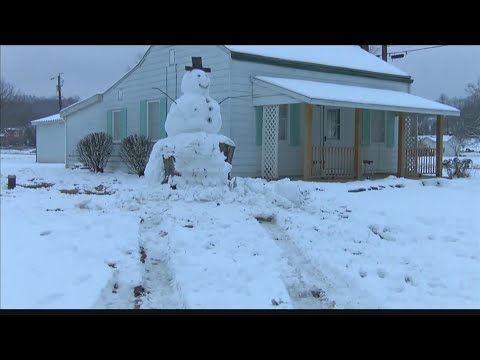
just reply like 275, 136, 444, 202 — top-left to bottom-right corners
252, 76, 460, 117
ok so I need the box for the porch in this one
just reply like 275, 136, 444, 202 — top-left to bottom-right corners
252, 76, 460, 180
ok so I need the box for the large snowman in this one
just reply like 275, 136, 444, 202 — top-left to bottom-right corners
164, 58, 222, 136
145, 57, 235, 189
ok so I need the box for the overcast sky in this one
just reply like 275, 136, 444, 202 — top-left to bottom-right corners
1, 45, 479, 101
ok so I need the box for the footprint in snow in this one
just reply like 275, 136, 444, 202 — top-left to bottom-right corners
40, 230, 52, 236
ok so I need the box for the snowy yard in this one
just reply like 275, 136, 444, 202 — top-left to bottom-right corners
1, 149, 479, 309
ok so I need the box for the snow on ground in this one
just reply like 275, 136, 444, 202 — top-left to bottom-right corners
1, 149, 479, 309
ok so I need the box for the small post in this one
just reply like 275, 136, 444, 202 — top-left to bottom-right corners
8, 175, 16, 189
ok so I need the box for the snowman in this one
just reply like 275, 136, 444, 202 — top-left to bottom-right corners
145, 57, 235, 189
164, 57, 222, 136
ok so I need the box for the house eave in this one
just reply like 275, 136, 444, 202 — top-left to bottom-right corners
231, 51, 414, 84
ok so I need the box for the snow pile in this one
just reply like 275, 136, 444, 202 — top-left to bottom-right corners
145, 132, 234, 189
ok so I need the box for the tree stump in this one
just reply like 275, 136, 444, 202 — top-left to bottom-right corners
161, 142, 235, 185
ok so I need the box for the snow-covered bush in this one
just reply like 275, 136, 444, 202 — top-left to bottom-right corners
443, 158, 473, 179
76, 132, 113, 173
119, 134, 153, 177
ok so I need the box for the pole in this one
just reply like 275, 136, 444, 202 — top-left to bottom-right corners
382, 45, 388, 61
57, 74, 62, 111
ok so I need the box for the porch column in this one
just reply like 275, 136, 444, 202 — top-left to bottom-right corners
303, 104, 313, 179
397, 112, 406, 177
354, 108, 362, 179
436, 115, 444, 177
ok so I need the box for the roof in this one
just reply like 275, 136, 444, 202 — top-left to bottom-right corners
60, 94, 103, 118
225, 45, 411, 81
252, 76, 460, 117
31, 114, 63, 125
418, 135, 457, 143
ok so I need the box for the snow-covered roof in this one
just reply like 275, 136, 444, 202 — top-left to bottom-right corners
252, 76, 460, 117
31, 114, 63, 125
225, 45, 410, 78
418, 135, 457, 143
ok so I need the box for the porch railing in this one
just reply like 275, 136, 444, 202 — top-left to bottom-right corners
407, 147, 436, 175
312, 145, 355, 178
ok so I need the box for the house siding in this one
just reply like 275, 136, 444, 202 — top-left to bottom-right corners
36, 123, 65, 163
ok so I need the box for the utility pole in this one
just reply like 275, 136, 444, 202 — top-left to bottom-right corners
382, 45, 388, 61
51, 73, 63, 111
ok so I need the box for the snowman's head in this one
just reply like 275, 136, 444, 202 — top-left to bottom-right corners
181, 69, 211, 95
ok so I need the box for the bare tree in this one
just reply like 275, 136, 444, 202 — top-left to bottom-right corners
125, 51, 145, 72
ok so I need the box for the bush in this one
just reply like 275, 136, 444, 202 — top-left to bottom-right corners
76, 132, 113, 173
442, 157, 473, 179
119, 134, 153, 176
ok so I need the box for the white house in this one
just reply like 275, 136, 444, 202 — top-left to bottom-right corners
53, 45, 459, 180
418, 135, 460, 157
31, 114, 65, 163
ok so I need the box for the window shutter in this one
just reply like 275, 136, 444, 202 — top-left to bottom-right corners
160, 97, 167, 139
255, 106, 263, 146
289, 104, 301, 146
386, 111, 395, 148
107, 110, 112, 136
140, 100, 147, 137
121, 108, 127, 140
362, 109, 371, 146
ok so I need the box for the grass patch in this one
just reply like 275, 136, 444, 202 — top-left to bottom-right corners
18, 182, 54, 189
60, 188, 80, 195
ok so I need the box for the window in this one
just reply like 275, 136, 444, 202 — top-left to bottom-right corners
118, 89, 123, 101
326, 109, 340, 140
147, 100, 161, 139
169, 49, 175, 65
278, 104, 288, 141
112, 110, 122, 142
371, 111, 385, 143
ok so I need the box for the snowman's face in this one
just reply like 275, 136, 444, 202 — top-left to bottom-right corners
181, 69, 211, 95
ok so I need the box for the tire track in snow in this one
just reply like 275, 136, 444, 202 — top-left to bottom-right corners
257, 218, 336, 309
136, 215, 186, 309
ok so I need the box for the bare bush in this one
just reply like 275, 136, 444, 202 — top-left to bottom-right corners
443, 158, 473, 179
119, 134, 153, 176
76, 132, 113, 173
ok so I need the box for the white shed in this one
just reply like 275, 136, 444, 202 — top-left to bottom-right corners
418, 135, 460, 157
31, 114, 65, 163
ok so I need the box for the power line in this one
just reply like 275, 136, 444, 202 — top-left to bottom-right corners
388, 45, 447, 56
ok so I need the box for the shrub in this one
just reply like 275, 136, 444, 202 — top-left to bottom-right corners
119, 134, 153, 176
442, 157, 473, 179
76, 132, 113, 173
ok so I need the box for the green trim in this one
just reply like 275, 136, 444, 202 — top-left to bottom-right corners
255, 106, 263, 146
231, 52, 413, 84
106, 110, 112, 136
289, 104, 301, 146
121, 108, 127, 140
362, 109, 371, 146
386, 111, 395, 148
140, 100, 147, 137
160, 97, 167, 139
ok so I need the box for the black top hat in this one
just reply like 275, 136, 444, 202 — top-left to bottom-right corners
185, 57, 211, 73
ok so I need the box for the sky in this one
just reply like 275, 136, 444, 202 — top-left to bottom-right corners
1, 45, 479, 101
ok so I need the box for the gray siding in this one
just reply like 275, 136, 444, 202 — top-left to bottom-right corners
66, 45, 231, 172
36, 123, 65, 163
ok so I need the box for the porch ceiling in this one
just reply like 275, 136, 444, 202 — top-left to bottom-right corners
252, 76, 460, 117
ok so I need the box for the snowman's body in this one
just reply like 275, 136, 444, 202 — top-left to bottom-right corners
145, 59, 234, 190
165, 69, 222, 136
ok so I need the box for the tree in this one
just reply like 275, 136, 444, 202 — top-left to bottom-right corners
125, 51, 145, 72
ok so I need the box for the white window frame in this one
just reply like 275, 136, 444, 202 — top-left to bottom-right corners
117, 88, 123, 101
147, 100, 161, 140
112, 110, 122, 143
325, 108, 341, 141
169, 49, 175, 65
278, 104, 289, 142
371, 110, 386, 144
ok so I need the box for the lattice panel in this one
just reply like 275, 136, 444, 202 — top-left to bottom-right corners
405, 115, 418, 174
261, 105, 279, 180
